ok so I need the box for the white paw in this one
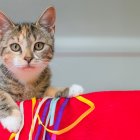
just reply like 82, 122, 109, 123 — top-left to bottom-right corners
68, 84, 84, 97
0, 109, 22, 132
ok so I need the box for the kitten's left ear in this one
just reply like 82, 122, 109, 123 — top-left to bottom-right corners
36, 7, 56, 34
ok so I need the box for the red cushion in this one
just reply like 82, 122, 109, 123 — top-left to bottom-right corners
1, 90, 140, 140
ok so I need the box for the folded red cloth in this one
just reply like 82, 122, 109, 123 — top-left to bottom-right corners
0, 90, 140, 140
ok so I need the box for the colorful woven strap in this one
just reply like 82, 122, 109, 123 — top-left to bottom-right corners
37, 96, 95, 135
51, 98, 70, 140
29, 97, 50, 140
34, 99, 51, 140
43, 98, 61, 140
45, 98, 60, 127
9, 95, 95, 140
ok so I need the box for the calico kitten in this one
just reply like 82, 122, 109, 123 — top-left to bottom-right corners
0, 7, 83, 132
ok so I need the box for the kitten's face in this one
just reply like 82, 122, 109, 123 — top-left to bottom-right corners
0, 7, 55, 82
1, 24, 53, 72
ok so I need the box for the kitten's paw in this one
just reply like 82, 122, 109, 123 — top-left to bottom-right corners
68, 84, 84, 97
55, 88, 69, 98
0, 109, 22, 132
55, 84, 84, 98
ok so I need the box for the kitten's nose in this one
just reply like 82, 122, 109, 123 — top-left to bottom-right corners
24, 57, 33, 63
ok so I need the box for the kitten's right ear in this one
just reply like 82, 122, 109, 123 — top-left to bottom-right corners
36, 7, 56, 34
0, 11, 14, 37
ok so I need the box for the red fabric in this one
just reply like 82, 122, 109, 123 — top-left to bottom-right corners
0, 90, 140, 140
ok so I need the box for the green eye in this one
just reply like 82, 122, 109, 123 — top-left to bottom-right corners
34, 42, 45, 51
10, 43, 21, 52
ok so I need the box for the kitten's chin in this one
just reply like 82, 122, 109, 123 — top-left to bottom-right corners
8, 65, 47, 84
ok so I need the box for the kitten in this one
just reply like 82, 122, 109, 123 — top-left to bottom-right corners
0, 7, 83, 132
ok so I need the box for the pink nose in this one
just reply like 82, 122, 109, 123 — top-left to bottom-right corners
24, 57, 33, 63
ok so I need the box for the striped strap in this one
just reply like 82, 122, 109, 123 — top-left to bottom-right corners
34, 99, 51, 140
51, 98, 70, 140
29, 97, 50, 140
37, 96, 95, 135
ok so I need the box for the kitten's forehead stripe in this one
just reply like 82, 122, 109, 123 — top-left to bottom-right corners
20, 24, 32, 39
14, 23, 37, 42
21, 25, 27, 38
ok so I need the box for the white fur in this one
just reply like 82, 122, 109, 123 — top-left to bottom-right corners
13, 57, 26, 67
68, 84, 84, 97
0, 109, 22, 132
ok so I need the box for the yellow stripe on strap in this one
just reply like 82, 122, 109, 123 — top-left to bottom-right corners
9, 133, 16, 140
32, 97, 36, 114
37, 96, 95, 135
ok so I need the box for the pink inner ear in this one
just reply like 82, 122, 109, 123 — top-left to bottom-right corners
42, 14, 55, 27
0, 14, 6, 26
38, 7, 56, 29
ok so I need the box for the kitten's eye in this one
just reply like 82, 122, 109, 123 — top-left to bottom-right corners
10, 43, 21, 52
34, 42, 45, 51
